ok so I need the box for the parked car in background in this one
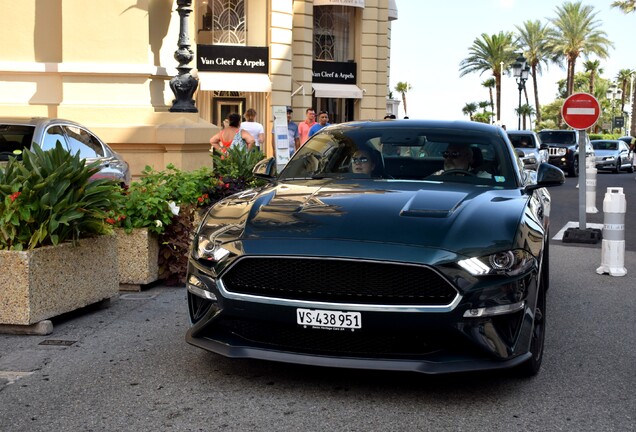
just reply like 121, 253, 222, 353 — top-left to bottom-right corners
537, 129, 594, 177
186, 119, 565, 376
0, 117, 130, 187
506, 130, 548, 170
591, 139, 634, 173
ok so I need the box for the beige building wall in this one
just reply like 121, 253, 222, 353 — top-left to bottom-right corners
0, 0, 396, 177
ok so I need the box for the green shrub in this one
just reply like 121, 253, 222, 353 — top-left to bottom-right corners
109, 164, 215, 235
0, 143, 119, 250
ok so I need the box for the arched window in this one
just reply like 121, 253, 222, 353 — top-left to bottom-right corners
199, 0, 246, 45
313, 6, 355, 62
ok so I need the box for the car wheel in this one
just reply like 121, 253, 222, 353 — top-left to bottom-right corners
516, 285, 546, 377
568, 158, 578, 177
613, 158, 620, 173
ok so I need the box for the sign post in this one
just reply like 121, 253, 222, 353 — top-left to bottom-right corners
561, 92, 601, 243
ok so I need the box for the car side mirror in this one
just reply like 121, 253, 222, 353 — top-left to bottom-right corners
525, 162, 565, 193
252, 156, 277, 180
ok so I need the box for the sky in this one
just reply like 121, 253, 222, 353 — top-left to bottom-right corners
389, 0, 634, 130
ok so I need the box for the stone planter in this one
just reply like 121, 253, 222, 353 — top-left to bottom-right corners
116, 228, 160, 290
0, 235, 118, 327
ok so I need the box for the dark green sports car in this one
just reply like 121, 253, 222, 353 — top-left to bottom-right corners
186, 120, 565, 376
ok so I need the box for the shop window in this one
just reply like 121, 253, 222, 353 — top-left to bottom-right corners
313, 6, 354, 62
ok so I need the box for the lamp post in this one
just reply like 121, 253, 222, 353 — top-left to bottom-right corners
606, 82, 623, 133
169, 0, 199, 113
512, 54, 530, 130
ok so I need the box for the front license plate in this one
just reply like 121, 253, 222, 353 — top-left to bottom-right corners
296, 308, 361, 330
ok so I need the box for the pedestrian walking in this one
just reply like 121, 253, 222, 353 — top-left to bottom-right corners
298, 108, 316, 145
241, 108, 265, 150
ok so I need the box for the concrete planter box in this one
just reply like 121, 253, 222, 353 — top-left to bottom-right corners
116, 228, 160, 289
0, 235, 118, 326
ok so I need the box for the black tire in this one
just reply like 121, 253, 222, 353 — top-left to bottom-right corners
516, 284, 546, 377
568, 157, 578, 177
613, 158, 620, 174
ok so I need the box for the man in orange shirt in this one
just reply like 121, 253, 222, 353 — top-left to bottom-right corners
298, 108, 316, 145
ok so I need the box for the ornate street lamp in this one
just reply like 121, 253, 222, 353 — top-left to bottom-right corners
606, 82, 623, 133
512, 54, 529, 130
169, 0, 199, 113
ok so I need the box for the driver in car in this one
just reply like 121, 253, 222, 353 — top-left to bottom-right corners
434, 143, 491, 178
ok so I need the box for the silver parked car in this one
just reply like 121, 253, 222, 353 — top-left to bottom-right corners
591, 139, 634, 173
506, 130, 548, 170
0, 117, 131, 186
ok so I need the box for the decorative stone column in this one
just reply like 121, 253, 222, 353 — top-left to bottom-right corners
169, 0, 199, 113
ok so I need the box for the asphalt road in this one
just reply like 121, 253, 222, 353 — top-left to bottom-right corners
1, 169, 635, 432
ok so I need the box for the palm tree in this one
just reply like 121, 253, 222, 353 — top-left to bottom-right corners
583, 59, 603, 95
547, 1, 613, 97
516, 104, 536, 130
616, 69, 633, 113
478, 101, 491, 113
612, 1, 635, 135
481, 78, 496, 117
515, 19, 552, 125
394, 82, 412, 117
462, 102, 478, 121
611, 0, 635, 13
459, 32, 518, 122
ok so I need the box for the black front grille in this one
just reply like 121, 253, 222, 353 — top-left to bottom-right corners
221, 257, 457, 306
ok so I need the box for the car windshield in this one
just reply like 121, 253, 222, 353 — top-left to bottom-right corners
538, 131, 575, 144
279, 125, 514, 187
0, 124, 34, 161
592, 141, 617, 151
508, 135, 535, 149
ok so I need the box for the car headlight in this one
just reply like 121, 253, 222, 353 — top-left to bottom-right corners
458, 250, 535, 276
193, 224, 240, 262
555, 148, 566, 156
604, 156, 615, 161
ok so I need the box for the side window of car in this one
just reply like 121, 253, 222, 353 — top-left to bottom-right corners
42, 126, 68, 151
63, 126, 104, 159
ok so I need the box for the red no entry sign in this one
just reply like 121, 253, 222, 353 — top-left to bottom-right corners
561, 93, 600, 130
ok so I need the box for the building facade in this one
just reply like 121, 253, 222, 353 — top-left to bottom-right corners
0, 0, 398, 177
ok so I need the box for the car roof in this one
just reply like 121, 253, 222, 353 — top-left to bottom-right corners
0, 117, 83, 127
326, 119, 505, 134
506, 130, 536, 135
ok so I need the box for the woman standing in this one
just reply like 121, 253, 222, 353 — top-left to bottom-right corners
210, 113, 255, 152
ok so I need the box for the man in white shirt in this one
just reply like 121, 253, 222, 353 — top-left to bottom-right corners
241, 108, 265, 150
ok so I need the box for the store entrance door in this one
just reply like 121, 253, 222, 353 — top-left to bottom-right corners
314, 98, 355, 124
213, 98, 245, 127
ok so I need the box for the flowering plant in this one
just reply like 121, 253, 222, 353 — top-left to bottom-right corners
0, 143, 119, 250
108, 164, 215, 235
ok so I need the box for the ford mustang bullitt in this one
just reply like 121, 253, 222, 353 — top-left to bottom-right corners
186, 120, 565, 376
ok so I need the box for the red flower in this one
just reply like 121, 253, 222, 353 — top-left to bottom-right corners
197, 197, 204, 203
203, 193, 209, 199
105, 217, 116, 225
224, 183, 230, 189
9, 191, 21, 202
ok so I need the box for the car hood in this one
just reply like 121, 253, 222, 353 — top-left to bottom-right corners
206, 180, 529, 256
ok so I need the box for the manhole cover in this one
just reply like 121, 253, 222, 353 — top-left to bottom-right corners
38, 339, 77, 346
